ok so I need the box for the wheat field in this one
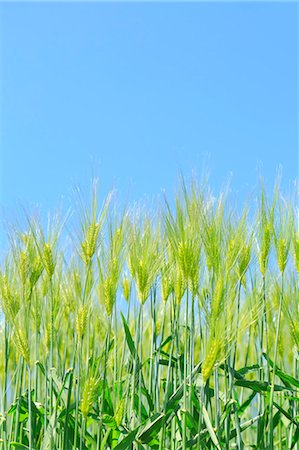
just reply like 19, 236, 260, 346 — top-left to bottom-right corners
0, 178, 298, 449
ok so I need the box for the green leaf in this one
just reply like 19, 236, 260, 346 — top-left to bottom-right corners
181, 410, 197, 434
273, 401, 299, 426
111, 428, 121, 449
138, 413, 166, 444
121, 312, 154, 413
202, 404, 221, 450
272, 410, 281, 430
229, 414, 262, 440
121, 312, 137, 359
158, 335, 172, 350
165, 361, 202, 413
114, 427, 139, 450
238, 392, 257, 415
292, 427, 299, 449
41, 410, 58, 450
100, 429, 111, 450
133, 393, 149, 421
263, 353, 299, 389
237, 364, 260, 376
102, 414, 117, 430
219, 364, 243, 380
158, 358, 176, 368
10, 444, 31, 450
235, 379, 293, 393
141, 386, 154, 414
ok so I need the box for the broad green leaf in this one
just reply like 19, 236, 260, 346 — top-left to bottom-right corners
263, 353, 299, 389
273, 401, 299, 426
10, 444, 31, 450
235, 379, 293, 393
237, 364, 260, 376
138, 413, 166, 444
121, 312, 154, 413
292, 427, 299, 449
181, 410, 197, 434
229, 414, 262, 440
100, 429, 111, 450
202, 404, 221, 450
121, 312, 137, 359
102, 414, 117, 429
114, 427, 139, 450
238, 392, 257, 415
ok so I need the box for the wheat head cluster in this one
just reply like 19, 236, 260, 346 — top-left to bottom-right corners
0, 178, 298, 450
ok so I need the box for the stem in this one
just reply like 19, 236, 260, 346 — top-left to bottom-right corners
49, 278, 54, 425
159, 318, 175, 450
63, 370, 73, 450
114, 301, 118, 402
154, 300, 166, 410
74, 340, 81, 450
149, 290, 156, 407
98, 315, 112, 448
14, 358, 24, 442
214, 363, 220, 441
119, 295, 131, 391
28, 366, 32, 450
182, 289, 189, 450
257, 274, 267, 448
138, 303, 143, 426
3, 320, 8, 450
268, 272, 284, 448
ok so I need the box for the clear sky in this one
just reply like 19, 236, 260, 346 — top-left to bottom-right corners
0, 2, 298, 216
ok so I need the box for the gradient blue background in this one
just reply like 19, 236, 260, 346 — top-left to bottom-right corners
0, 2, 298, 216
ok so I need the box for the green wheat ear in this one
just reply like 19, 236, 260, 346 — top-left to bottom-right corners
76, 304, 89, 341
161, 261, 173, 304
276, 236, 290, 273
128, 219, 160, 304
238, 243, 251, 286
81, 222, 100, 264
19, 250, 29, 287
114, 398, 125, 427
102, 276, 116, 317
80, 376, 99, 419
173, 265, 186, 304
0, 271, 20, 324
210, 276, 225, 325
122, 275, 132, 302
98, 214, 126, 316
258, 222, 271, 276
202, 337, 220, 382
43, 242, 55, 278
293, 237, 299, 273
13, 327, 30, 364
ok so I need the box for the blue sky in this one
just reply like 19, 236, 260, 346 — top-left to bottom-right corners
0, 2, 298, 216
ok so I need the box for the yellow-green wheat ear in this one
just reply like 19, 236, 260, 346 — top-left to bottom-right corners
114, 398, 125, 427
161, 273, 173, 304
293, 237, 299, 273
80, 376, 98, 419
76, 304, 89, 341
238, 243, 251, 286
259, 222, 272, 276
43, 242, 55, 278
19, 250, 29, 286
81, 223, 100, 265
13, 328, 30, 364
122, 276, 131, 302
103, 277, 115, 317
0, 273, 20, 323
202, 338, 220, 382
277, 236, 289, 273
